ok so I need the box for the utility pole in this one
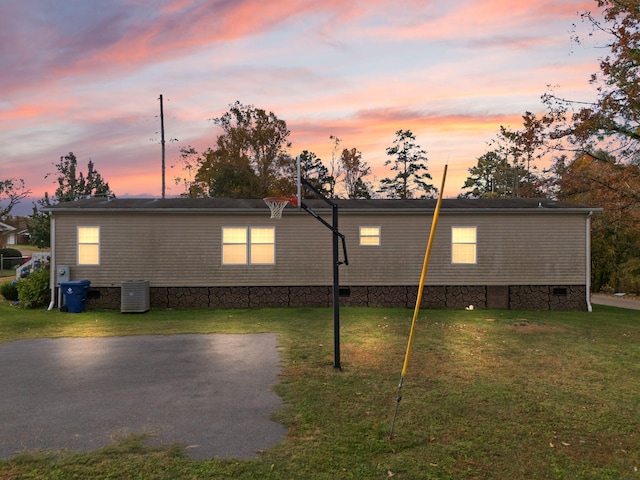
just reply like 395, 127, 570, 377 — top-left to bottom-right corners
159, 94, 166, 199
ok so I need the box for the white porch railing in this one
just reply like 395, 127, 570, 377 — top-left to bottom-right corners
16, 252, 50, 279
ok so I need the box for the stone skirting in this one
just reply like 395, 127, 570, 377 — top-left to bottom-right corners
86, 285, 588, 311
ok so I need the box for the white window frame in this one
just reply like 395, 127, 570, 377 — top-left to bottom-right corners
359, 226, 381, 246
451, 226, 477, 264
221, 226, 275, 265
77, 226, 100, 265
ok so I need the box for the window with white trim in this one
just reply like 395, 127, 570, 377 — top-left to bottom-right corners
78, 227, 100, 265
359, 226, 381, 246
222, 227, 275, 265
451, 226, 477, 264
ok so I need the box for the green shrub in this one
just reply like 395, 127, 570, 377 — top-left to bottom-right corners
618, 258, 640, 294
0, 248, 24, 270
0, 281, 19, 301
16, 267, 51, 308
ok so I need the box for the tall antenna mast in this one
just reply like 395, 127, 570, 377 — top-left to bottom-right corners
159, 94, 166, 199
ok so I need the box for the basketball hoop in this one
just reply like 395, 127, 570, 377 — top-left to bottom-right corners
263, 196, 298, 219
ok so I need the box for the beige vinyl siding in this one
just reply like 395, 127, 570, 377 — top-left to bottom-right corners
52, 210, 588, 287
54, 212, 333, 287
340, 212, 586, 286
426, 213, 587, 285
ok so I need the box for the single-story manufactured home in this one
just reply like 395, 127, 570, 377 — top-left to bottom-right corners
46, 197, 600, 311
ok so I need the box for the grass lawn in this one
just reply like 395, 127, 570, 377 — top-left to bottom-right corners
0, 302, 638, 479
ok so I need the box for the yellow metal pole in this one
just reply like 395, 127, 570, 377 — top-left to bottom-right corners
390, 164, 448, 438
401, 164, 447, 376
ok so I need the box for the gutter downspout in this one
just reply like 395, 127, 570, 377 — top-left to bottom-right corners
47, 216, 56, 311
586, 211, 593, 313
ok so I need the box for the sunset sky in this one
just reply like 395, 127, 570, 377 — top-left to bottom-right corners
1, 0, 604, 210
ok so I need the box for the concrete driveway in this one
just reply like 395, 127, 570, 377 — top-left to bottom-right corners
0, 334, 286, 460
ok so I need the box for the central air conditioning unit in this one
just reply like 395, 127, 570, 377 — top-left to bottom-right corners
121, 280, 150, 313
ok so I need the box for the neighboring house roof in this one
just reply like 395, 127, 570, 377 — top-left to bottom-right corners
1, 217, 29, 231
46, 197, 600, 214
0, 221, 17, 232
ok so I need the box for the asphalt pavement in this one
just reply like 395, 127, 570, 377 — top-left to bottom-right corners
591, 293, 640, 310
0, 334, 286, 460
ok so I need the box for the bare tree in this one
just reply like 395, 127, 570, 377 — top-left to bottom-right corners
0, 178, 31, 219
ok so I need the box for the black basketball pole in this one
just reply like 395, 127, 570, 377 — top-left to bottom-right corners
331, 201, 340, 369
159, 94, 166, 199
299, 177, 348, 370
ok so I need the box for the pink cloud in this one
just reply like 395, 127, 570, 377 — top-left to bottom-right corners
362, 0, 594, 47
0, 105, 46, 122
9, 0, 353, 91
2, 0, 405, 97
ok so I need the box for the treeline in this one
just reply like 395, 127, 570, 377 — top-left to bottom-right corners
173, 101, 437, 201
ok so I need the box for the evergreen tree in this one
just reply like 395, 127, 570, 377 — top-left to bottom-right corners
27, 194, 52, 248
50, 152, 113, 202
378, 130, 435, 199
299, 150, 331, 198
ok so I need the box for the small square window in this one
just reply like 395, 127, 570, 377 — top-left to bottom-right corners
360, 226, 380, 246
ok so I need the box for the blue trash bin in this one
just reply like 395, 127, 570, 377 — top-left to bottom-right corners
60, 280, 91, 313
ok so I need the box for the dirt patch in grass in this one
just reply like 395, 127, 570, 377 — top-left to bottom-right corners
508, 320, 567, 334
